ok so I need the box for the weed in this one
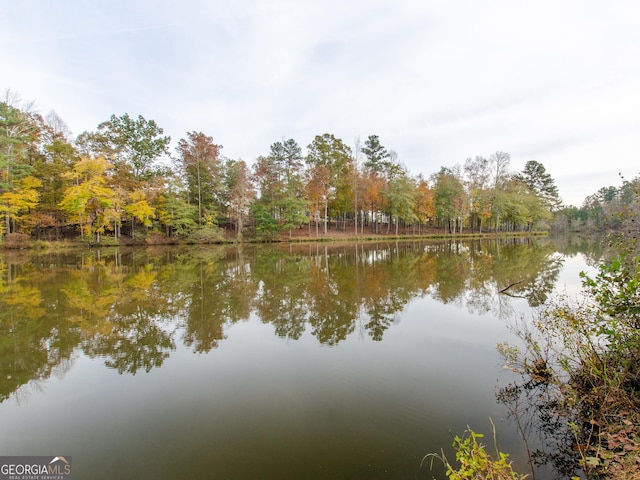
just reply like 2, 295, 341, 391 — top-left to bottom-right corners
423, 420, 528, 480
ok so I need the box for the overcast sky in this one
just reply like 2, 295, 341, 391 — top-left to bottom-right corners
2, 1, 639, 206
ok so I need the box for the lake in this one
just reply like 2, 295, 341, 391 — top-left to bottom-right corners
0, 237, 600, 479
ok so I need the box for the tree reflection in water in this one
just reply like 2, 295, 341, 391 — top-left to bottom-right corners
0, 238, 569, 401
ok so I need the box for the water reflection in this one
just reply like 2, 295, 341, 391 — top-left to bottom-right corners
1, 238, 565, 402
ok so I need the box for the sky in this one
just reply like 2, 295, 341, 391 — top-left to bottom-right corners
2, 0, 640, 207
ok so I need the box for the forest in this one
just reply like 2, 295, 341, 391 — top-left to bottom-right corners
1, 94, 638, 244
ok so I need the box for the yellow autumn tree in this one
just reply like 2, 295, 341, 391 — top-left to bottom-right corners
59, 156, 116, 241
124, 189, 155, 238
415, 177, 435, 232
0, 175, 41, 235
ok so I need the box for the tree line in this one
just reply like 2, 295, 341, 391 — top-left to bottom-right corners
556, 175, 640, 235
3, 92, 628, 243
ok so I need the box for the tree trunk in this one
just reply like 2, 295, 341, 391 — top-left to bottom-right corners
323, 201, 328, 235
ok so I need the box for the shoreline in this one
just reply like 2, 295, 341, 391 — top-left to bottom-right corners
0, 230, 550, 251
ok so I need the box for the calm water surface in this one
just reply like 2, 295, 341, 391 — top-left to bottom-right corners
0, 238, 600, 479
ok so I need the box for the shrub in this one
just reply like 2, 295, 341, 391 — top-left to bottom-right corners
186, 226, 225, 244
2, 233, 31, 249
424, 423, 528, 480
498, 254, 640, 479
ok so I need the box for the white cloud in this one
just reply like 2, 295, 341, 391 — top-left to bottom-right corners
2, 0, 639, 206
